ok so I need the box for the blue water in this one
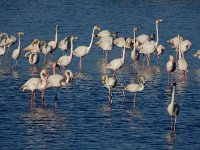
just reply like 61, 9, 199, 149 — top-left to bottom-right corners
0, 0, 200, 149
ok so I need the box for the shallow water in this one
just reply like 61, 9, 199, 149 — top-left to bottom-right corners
0, 0, 200, 149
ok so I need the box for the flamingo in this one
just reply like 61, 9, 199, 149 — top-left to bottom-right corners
136, 33, 155, 46
96, 36, 114, 62
58, 36, 70, 55
24, 39, 40, 53
46, 62, 73, 109
0, 37, 7, 66
106, 39, 126, 76
167, 82, 180, 131
123, 76, 145, 109
193, 50, 200, 59
175, 40, 191, 58
131, 27, 140, 62
48, 25, 59, 57
166, 55, 176, 83
11, 32, 24, 69
73, 26, 100, 70
154, 44, 165, 61
21, 69, 49, 109
114, 37, 132, 49
138, 19, 163, 66
101, 75, 117, 105
57, 36, 78, 72
177, 34, 188, 78
40, 40, 51, 65
0, 33, 16, 65
25, 52, 39, 76
95, 30, 112, 38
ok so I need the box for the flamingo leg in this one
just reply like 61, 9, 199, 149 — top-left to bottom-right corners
42, 90, 45, 108
133, 93, 136, 109
5, 47, 9, 65
15, 60, 18, 69
32, 65, 34, 77
174, 116, 177, 131
44, 54, 47, 66
0, 56, 2, 66
54, 88, 58, 110
171, 116, 173, 131
105, 51, 108, 63
33, 91, 36, 110
30, 91, 33, 111
79, 57, 82, 71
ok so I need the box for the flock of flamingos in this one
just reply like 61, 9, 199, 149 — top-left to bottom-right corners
0, 19, 199, 131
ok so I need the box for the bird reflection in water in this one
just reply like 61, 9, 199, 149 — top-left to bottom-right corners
166, 131, 177, 150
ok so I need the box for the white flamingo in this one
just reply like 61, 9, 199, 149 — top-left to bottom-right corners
106, 40, 126, 76
0, 37, 7, 65
0, 33, 16, 65
57, 36, 78, 71
58, 36, 69, 55
123, 76, 145, 109
48, 25, 59, 54
95, 30, 112, 38
25, 52, 39, 76
154, 44, 165, 61
11, 32, 24, 69
40, 40, 51, 65
136, 33, 155, 46
138, 19, 163, 66
24, 39, 40, 53
21, 70, 49, 109
46, 62, 73, 109
114, 37, 132, 49
177, 34, 188, 77
102, 75, 117, 105
166, 55, 176, 83
96, 36, 114, 62
73, 26, 100, 70
131, 27, 140, 62
167, 82, 180, 131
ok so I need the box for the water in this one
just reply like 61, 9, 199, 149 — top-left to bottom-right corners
0, 0, 200, 149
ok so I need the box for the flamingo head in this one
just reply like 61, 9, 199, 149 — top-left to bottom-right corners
71, 36, 79, 41
133, 27, 139, 32
101, 75, 107, 84
106, 63, 111, 69
94, 26, 101, 31
169, 55, 174, 62
156, 19, 163, 24
56, 25, 60, 29
18, 32, 24, 37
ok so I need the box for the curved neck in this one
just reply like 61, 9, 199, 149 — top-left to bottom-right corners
70, 38, 73, 59
155, 23, 159, 46
88, 28, 96, 51
55, 27, 58, 43
121, 42, 126, 62
65, 72, 70, 84
171, 86, 175, 104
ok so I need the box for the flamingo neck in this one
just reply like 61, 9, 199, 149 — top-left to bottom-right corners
88, 28, 96, 51
53, 64, 56, 75
55, 27, 58, 43
178, 35, 182, 59
122, 42, 126, 62
155, 23, 159, 46
133, 30, 136, 52
64, 72, 70, 84
40, 72, 47, 89
70, 38, 73, 59
171, 86, 175, 104
17, 36, 21, 51
3, 39, 6, 52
